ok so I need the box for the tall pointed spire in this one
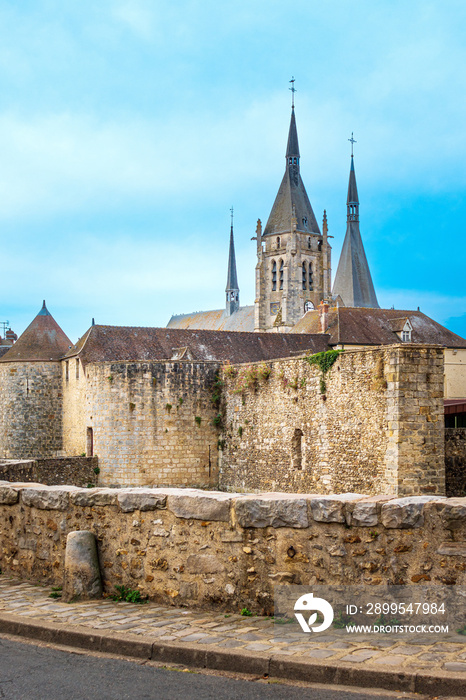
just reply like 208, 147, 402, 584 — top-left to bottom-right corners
225, 207, 240, 317
332, 142, 379, 308
263, 82, 319, 236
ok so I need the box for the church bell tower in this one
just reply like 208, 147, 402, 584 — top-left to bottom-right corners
254, 81, 331, 332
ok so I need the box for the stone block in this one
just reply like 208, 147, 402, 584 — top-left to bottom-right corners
70, 489, 118, 507
235, 496, 309, 528
21, 487, 70, 511
167, 492, 231, 521
62, 530, 102, 602
437, 542, 466, 557
380, 496, 444, 529
349, 496, 395, 527
186, 554, 225, 574
435, 498, 466, 530
0, 485, 19, 505
117, 490, 167, 512
310, 494, 364, 523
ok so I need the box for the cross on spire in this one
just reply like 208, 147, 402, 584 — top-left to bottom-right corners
348, 132, 357, 157
230, 206, 234, 228
289, 76, 296, 108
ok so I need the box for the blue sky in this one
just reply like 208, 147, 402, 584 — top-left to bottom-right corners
0, 0, 465, 342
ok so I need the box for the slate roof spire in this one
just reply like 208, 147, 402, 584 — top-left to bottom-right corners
225, 207, 240, 317
263, 88, 320, 236
332, 145, 379, 308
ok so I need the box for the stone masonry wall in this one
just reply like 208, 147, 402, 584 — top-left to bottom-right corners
219, 345, 445, 497
0, 362, 63, 459
80, 361, 221, 487
0, 483, 464, 613
445, 429, 466, 497
0, 457, 98, 487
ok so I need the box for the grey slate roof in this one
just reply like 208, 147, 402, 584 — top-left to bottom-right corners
263, 108, 320, 236
64, 325, 330, 366
332, 156, 379, 308
0, 302, 72, 362
168, 306, 255, 332
225, 224, 239, 292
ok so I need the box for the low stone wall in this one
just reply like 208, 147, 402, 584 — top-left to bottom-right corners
445, 428, 466, 497
0, 483, 464, 613
0, 457, 98, 487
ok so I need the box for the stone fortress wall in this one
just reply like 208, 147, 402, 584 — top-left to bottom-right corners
0, 483, 464, 612
219, 345, 445, 497
63, 360, 221, 488
0, 362, 63, 459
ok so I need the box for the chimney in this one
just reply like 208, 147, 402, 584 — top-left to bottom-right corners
319, 301, 329, 333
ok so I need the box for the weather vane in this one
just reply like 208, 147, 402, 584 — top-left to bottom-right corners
348, 132, 357, 157
289, 76, 296, 108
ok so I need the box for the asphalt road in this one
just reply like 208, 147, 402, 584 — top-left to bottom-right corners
0, 636, 440, 700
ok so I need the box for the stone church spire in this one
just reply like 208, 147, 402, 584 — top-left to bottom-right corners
225, 208, 239, 317
332, 141, 379, 308
254, 82, 330, 332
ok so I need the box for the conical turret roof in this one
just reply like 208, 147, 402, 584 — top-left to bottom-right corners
347, 156, 359, 204
263, 108, 320, 236
0, 301, 72, 362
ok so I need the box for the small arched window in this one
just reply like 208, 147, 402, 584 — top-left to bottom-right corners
302, 262, 307, 290
276, 236, 280, 249
308, 262, 313, 291
279, 259, 284, 290
272, 260, 277, 291
318, 240, 322, 252
292, 428, 303, 470
308, 237, 311, 249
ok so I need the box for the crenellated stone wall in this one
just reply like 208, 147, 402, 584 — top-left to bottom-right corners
219, 345, 445, 497
0, 483, 464, 613
0, 362, 63, 459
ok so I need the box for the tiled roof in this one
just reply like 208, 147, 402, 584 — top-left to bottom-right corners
291, 307, 466, 348
64, 325, 330, 366
0, 303, 72, 362
167, 306, 255, 332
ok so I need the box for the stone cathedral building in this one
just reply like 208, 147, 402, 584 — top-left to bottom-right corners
168, 103, 378, 332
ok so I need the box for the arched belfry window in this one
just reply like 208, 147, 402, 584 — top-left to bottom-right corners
302, 262, 306, 290
308, 262, 313, 291
279, 259, 284, 290
272, 260, 277, 291
318, 240, 322, 252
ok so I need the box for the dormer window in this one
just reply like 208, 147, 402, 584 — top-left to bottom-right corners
302, 217, 308, 228
402, 329, 411, 342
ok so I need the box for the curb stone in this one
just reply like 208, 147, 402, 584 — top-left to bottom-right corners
0, 612, 465, 696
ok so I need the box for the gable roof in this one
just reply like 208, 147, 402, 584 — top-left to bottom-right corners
64, 325, 330, 366
291, 307, 466, 348
0, 302, 72, 362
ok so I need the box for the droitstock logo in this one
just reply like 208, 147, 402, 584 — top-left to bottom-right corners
294, 592, 334, 633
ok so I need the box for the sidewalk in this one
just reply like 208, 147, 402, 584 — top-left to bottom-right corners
0, 575, 465, 696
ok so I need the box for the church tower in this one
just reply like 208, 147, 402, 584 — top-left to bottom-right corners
254, 84, 330, 332
225, 208, 240, 317
332, 139, 379, 308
